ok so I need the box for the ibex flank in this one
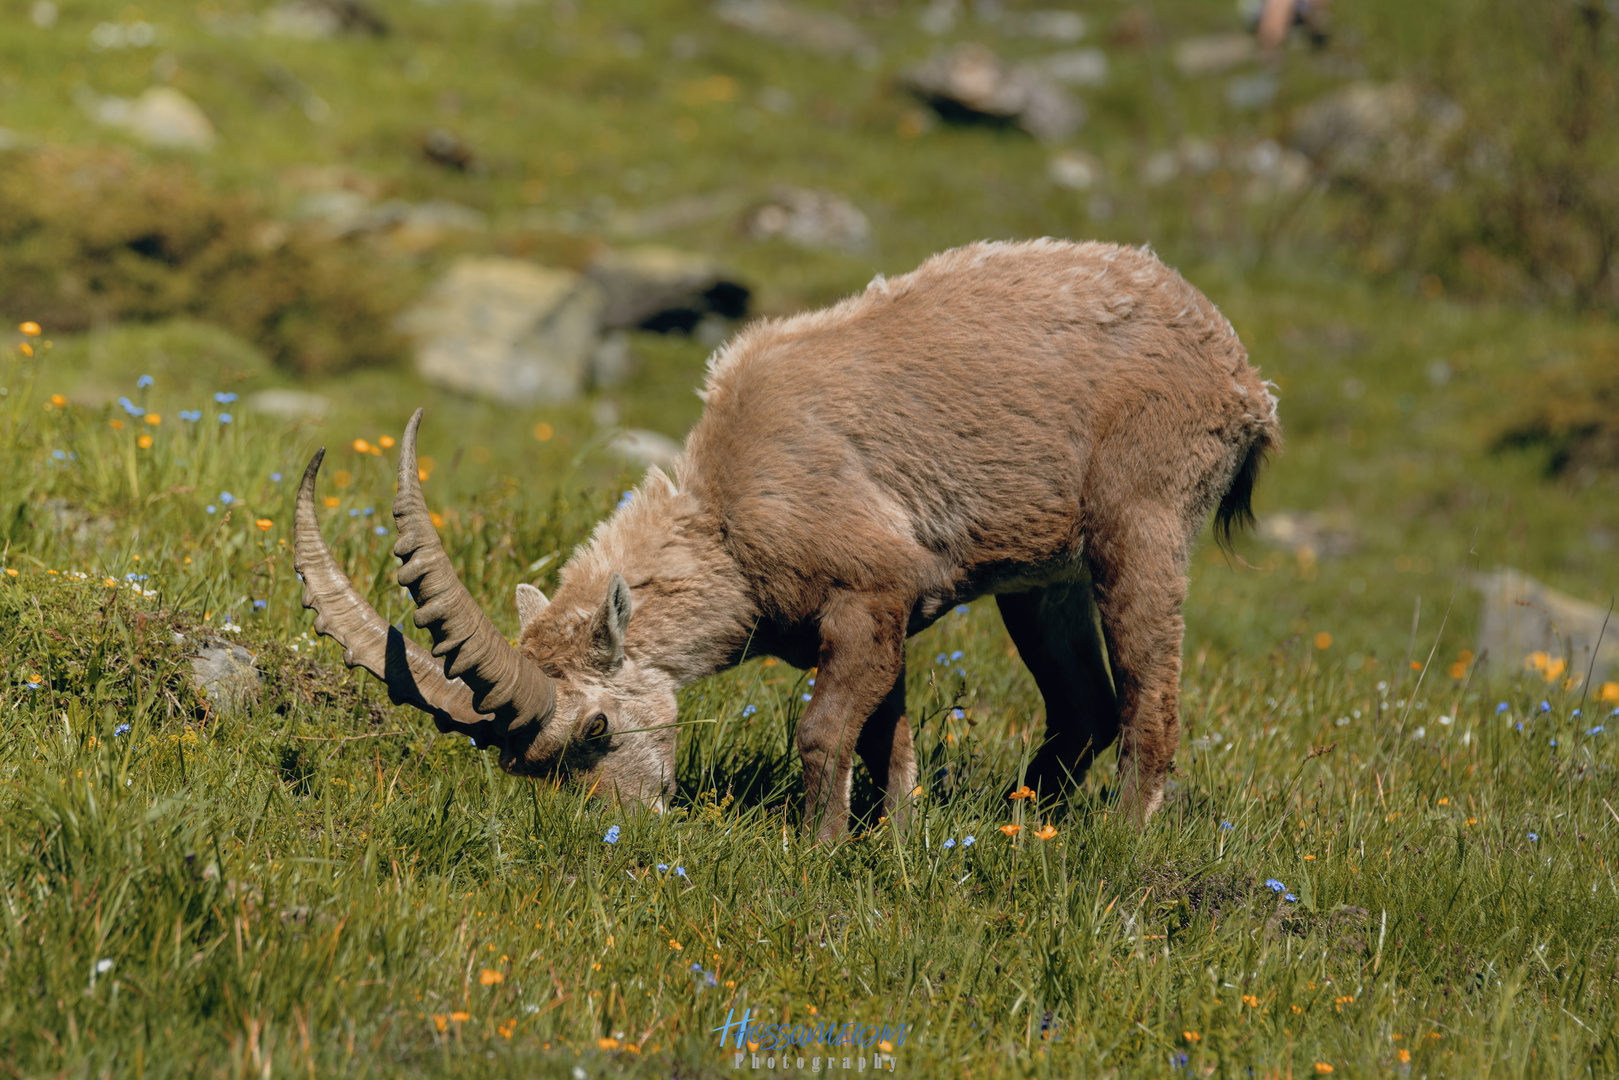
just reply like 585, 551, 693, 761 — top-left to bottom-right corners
295, 239, 1281, 840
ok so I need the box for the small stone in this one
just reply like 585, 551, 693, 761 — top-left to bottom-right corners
1289, 82, 1463, 183
997, 10, 1087, 43
246, 389, 332, 420
1475, 569, 1618, 685
1172, 33, 1257, 77
1034, 48, 1110, 88
91, 87, 215, 150
745, 186, 871, 253
1048, 149, 1103, 190
712, 0, 875, 61
190, 636, 261, 711
397, 257, 606, 404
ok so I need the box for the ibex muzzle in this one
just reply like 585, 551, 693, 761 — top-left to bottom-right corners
296, 240, 1281, 838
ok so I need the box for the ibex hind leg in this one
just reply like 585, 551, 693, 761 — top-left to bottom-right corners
1087, 510, 1190, 825
854, 667, 917, 833
996, 579, 1120, 803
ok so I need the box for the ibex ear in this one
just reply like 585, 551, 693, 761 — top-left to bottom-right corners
515, 583, 549, 632
589, 572, 633, 671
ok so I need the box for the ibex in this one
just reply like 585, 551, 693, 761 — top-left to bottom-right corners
295, 239, 1279, 839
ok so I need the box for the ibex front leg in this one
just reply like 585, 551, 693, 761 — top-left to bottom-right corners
798, 593, 906, 842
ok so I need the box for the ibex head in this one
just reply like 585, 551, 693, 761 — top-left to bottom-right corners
293, 409, 675, 807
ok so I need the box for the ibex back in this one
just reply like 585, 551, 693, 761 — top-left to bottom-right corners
296, 239, 1280, 840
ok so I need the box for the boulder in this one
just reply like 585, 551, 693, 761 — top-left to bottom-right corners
712, 0, 875, 61
90, 87, 215, 150
902, 44, 1084, 142
397, 257, 606, 404
1475, 569, 1617, 686
744, 186, 871, 253
190, 636, 261, 711
1289, 81, 1463, 183
585, 246, 750, 333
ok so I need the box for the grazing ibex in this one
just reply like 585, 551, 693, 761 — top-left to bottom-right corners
295, 239, 1279, 839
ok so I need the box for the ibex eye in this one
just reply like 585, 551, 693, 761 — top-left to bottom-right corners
585, 713, 608, 740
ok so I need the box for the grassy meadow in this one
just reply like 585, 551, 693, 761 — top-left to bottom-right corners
3, 0, 1619, 1076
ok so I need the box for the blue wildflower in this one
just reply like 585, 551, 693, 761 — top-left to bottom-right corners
616, 490, 634, 510
214, 392, 238, 404
52, 449, 66, 461
206, 505, 216, 514
705, 971, 718, 987
219, 413, 232, 423
1539, 701, 1551, 713
1171, 1052, 1189, 1070
114, 723, 130, 736
1284, 893, 1298, 903
1264, 878, 1286, 893
178, 409, 201, 422
950, 650, 964, 661
802, 693, 812, 702
1220, 821, 1235, 830
1515, 721, 1523, 731
137, 374, 154, 388
604, 825, 620, 844
1573, 709, 1582, 717
1549, 739, 1558, 747
1528, 832, 1539, 842
675, 866, 687, 877
961, 835, 975, 847
936, 653, 947, 665
951, 708, 965, 720
656, 863, 668, 872
689, 962, 703, 973
117, 397, 144, 417
220, 492, 234, 504
363, 507, 374, 516
349, 508, 359, 517
25, 682, 41, 690
742, 704, 757, 717
807, 678, 814, 686
1588, 726, 1606, 735
270, 472, 282, 482
253, 600, 267, 610
374, 525, 387, 536
954, 604, 970, 614
1496, 702, 1509, 714
943, 838, 956, 849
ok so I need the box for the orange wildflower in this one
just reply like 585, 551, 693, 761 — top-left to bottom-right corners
1008, 786, 1035, 801
479, 969, 504, 986
255, 518, 273, 532
1033, 824, 1057, 840
999, 824, 1021, 837
19, 322, 42, 336
50, 394, 66, 407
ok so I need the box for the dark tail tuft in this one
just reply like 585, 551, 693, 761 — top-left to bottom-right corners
1214, 438, 1271, 553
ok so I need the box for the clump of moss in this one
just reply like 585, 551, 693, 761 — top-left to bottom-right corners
0, 146, 407, 378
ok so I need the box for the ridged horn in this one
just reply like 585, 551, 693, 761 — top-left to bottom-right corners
392, 409, 557, 732
293, 448, 492, 735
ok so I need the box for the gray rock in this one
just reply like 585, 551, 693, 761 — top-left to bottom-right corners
996, 10, 1087, 43
745, 186, 872, 253
1035, 48, 1110, 88
1172, 33, 1257, 77
585, 245, 750, 333
397, 257, 606, 404
608, 429, 684, 470
1225, 72, 1277, 111
712, 0, 875, 61
246, 389, 332, 420
1289, 81, 1463, 183
89, 87, 215, 150
1475, 569, 1617, 686
1258, 510, 1358, 559
1048, 149, 1103, 190
591, 332, 635, 389
902, 44, 1085, 142
262, 0, 386, 38
191, 636, 261, 711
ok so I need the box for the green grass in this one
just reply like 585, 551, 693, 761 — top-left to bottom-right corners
3, 0, 1619, 1075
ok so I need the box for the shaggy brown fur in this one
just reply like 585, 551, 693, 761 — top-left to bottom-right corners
508, 238, 1280, 839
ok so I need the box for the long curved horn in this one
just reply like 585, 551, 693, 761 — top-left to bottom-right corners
392, 409, 557, 733
293, 449, 492, 734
